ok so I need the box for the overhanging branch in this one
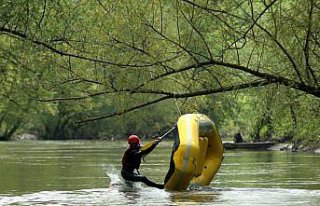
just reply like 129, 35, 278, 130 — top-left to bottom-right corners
0, 27, 164, 68
75, 79, 273, 124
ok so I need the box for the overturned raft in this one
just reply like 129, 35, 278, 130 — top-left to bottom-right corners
164, 114, 224, 190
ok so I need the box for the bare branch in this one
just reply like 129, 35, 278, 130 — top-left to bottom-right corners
37, 0, 47, 29
0, 27, 161, 68
75, 79, 274, 124
304, 0, 318, 86
146, 23, 200, 64
179, 5, 213, 59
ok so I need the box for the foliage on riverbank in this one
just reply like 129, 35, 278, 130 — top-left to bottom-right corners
1, 1, 319, 146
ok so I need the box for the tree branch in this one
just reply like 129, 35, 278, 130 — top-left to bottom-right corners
0, 27, 161, 68
304, 0, 318, 86
75, 79, 274, 123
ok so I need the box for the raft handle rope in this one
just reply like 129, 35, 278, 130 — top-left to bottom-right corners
174, 96, 182, 116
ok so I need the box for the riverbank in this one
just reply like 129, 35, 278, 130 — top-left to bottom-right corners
9, 133, 320, 153
269, 142, 320, 153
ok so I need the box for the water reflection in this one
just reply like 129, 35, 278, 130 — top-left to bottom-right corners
2, 187, 319, 206
0, 141, 319, 205
170, 191, 220, 205
219, 150, 320, 190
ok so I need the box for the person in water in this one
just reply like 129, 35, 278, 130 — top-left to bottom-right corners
121, 134, 164, 189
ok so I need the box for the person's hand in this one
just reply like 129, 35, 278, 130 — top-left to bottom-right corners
154, 137, 161, 145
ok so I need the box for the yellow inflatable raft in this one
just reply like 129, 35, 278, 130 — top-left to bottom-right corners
164, 114, 224, 190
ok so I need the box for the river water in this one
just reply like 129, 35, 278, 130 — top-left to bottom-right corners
0, 140, 319, 205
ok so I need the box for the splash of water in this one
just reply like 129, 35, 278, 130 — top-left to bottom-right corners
105, 165, 142, 191
107, 171, 122, 186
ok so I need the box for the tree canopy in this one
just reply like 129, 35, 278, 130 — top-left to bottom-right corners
0, 0, 319, 146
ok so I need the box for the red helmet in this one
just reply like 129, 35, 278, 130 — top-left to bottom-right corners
128, 135, 140, 144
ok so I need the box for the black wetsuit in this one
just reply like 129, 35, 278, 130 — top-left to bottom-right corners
121, 142, 164, 189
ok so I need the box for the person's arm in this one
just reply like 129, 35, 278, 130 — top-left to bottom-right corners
139, 138, 160, 156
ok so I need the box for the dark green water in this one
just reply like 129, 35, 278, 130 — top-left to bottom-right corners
0, 140, 319, 205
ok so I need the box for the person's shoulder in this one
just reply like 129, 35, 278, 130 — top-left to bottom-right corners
127, 148, 139, 154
